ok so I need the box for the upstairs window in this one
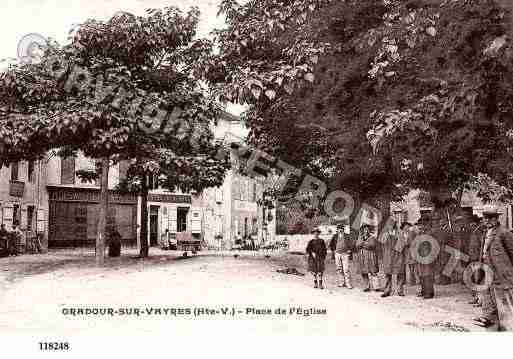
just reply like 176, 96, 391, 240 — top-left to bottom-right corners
10, 162, 19, 181
61, 157, 76, 185
28, 161, 35, 183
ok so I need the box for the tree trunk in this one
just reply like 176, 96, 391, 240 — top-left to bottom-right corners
96, 157, 109, 266
139, 173, 149, 258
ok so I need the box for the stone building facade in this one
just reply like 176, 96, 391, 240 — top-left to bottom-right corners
0, 112, 265, 250
0, 159, 49, 249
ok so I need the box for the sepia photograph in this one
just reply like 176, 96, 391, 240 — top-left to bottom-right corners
1, 0, 513, 355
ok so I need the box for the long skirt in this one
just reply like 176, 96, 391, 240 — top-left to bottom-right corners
307, 256, 326, 273
356, 248, 379, 274
381, 244, 406, 275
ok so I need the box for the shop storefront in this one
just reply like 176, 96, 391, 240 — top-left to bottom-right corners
146, 193, 202, 247
47, 186, 138, 247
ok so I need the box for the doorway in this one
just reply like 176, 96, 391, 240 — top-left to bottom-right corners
177, 207, 189, 232
149, 206, 159, 247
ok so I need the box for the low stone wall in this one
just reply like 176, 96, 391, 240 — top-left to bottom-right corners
276, 234, 332, 253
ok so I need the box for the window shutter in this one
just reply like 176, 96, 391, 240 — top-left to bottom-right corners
161, 206, 169, 234
190, 208, 201, 233
168, 206, 177, 232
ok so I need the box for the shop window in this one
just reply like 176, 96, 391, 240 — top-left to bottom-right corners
10, 162, 19, 181
177, 207, 188, 232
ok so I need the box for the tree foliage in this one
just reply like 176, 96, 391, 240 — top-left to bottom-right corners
1, 6, 230, 258
205, 0, 513, 211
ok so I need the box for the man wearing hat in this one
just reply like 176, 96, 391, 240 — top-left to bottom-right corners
306, 227, 328, 289
414, 215, 436, 299
329, 222, 353, 289
473, 205, 513, 329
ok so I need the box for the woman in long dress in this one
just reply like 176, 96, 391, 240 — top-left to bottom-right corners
355, 224, 379, 292
380, 221, 407, 297
306, 227, 327, 289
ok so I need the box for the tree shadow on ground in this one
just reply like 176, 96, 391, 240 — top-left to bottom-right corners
0, 248, 210, 284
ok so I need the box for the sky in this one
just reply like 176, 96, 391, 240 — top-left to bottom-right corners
0, 0, 247, 117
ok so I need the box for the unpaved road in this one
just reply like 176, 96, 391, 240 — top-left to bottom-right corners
0, 251, 483, 335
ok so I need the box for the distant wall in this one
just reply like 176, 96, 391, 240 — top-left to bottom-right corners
276, 234, 331, 253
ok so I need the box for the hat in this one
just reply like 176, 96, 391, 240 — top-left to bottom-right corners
482, 204, 502, 217
312, 228, 321, 234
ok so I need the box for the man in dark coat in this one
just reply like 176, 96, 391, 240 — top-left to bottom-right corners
473, 206, 513, 330
306, 227, 327, 289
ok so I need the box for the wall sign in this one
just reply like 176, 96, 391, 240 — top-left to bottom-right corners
148, 194, 191, 204
48, 186, 137, 204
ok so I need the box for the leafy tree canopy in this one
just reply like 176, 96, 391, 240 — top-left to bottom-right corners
0, 6, 229, 194
204, 0, 513, 210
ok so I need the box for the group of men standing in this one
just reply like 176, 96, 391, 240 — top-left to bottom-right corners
306, 219, 432, 297
304, 204, 513, 330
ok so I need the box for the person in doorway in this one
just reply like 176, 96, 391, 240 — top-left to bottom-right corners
329, 223, 353, 289
306, 227, 327, 289
356, 224, 379, 292
473, 206, 513, 329
414, 215, 436, 299
381, 220, 407, 297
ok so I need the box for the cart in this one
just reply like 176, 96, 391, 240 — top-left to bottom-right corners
176, 232, 201, 257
